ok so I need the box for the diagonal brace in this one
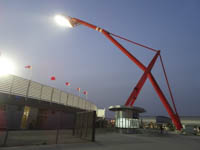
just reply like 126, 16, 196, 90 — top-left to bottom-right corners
72, 17, 182, 130
125, 51, 160, 106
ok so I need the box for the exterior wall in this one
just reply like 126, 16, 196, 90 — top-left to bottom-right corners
0, 107, 6, 128
6, 105, 24, 129
156, 116, 172, 124
40, 86, 52, 102
28, 81, 42, 99
140, 116, 200, 126
27, 107, 38, 128
52, 88, 60, 104
0, 75, 98, 130
140, 116, 156, 124
0, 74, 97, 111
67, 94, 73, 106
0, 102, 76, 130
180, 117, 200, 125
97, 109, 105, 118
115, 118, 139, 128
36, 109, 75, 129
114, 111, 140, 129
60, 92, 68, 105
0, 105, 24, 129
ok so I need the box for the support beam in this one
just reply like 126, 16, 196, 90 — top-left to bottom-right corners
125, 51, 160, 106
73, 18, 182, 130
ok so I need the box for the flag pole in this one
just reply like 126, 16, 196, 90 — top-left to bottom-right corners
77, 88, 81, 97
24, 65, 32, 80
83, 91, 88, 100
65, 82, 71, 93
30, 67, 33, 81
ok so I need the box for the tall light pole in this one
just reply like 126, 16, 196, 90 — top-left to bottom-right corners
54, 14, 182, 130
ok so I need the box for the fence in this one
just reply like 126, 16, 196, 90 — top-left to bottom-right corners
0, 110, 96, 147
74, 111, 96, 141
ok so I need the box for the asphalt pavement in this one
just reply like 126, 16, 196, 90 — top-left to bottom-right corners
0, 131, 200, 150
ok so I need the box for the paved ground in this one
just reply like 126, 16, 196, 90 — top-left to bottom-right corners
1, 131, 200, 150
0, 129, 90, 147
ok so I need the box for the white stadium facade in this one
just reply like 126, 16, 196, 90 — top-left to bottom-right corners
0, 74, 97, 130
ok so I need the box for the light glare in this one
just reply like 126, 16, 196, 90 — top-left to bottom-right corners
54, 15, 73, 28
0, 57, 15, 76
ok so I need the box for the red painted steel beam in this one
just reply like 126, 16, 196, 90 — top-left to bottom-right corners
159, 55, 178, 115
110, 33, 158, 53
125, 51, 160, 106
72, 17, 182, 130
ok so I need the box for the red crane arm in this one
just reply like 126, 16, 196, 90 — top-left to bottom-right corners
125, 50, 160, 106
72, 17, 182, 130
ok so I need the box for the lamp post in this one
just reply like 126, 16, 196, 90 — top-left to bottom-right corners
54, 14, 182, 130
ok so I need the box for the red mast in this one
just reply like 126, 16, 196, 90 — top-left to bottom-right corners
67, 17, 182, 130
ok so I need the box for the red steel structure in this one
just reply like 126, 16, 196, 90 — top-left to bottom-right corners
67, 16, 182, 130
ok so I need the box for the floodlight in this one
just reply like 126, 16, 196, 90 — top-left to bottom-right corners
0, 57, 15, 76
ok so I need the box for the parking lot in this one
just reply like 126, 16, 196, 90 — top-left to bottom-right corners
1, 130, 200, 150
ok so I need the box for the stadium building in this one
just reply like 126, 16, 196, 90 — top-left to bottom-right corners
0, 74, 97, 130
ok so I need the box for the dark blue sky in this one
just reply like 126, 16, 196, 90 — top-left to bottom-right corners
0, 0, 200, 117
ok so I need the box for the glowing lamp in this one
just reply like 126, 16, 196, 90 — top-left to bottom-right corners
0, 57, 15, 76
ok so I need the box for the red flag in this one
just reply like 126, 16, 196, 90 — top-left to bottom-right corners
51, 76, 56, 80
77, 88, 81, 92
83, 91, 88, 95
25, 65, 32, 69
65, 82, 70, 86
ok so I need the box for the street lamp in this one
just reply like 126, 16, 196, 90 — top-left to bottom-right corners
0, 56, 15, 76
54, 14, 182, 130
54, 15, 79, 28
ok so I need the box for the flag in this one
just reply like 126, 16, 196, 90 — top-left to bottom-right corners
25, 65, 32, 69
51, 76, 56, 80
83, 91, 88, 95
77, 88, 81, 92
65, 82, 70, 86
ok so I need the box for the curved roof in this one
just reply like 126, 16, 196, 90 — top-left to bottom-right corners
109, 105, 146, 113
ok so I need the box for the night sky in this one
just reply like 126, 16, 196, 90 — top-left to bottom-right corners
0, 0, 200, 117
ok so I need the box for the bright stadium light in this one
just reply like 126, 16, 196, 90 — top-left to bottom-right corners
54, 15, 73, 28
0, 57, 15, 76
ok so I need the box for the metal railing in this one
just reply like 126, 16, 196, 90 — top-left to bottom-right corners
0, 110, 96, 147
